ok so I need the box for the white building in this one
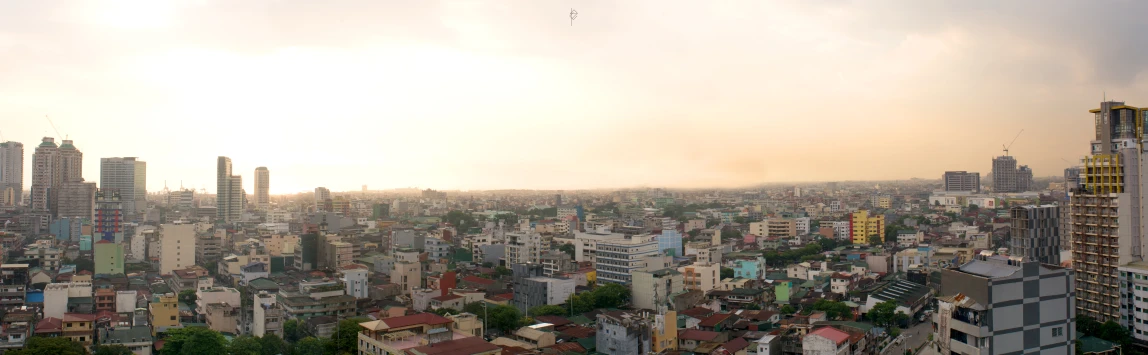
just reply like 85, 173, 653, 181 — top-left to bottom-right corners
99, 157, 147, 216
595, 233, 661, 285
253, 291, 284, 338
831, 221, 851, 239
803, 327, 850, 355
159, 223, 199, 274
116, 290, 138, 313
678, 262, 720, 293
795, 217, 811, 235
574, 227, 626, 263
341, 265, 369, 299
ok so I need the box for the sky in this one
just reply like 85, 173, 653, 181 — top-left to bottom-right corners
3, 0, 1148, 194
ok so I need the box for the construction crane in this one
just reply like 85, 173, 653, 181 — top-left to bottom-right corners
1002, 129, 1024, 156
44, 115, 63, 138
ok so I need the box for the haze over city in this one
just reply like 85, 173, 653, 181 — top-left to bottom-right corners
5, 1, 1147, 193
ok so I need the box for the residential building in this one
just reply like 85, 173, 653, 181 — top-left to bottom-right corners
204, 302, 240, 335
93, 240, 124, 275
216, 157, 243, 224
506, 231, 542, 265
30, 137, 60, 214
254, 167, 269, 211
425, 237, 450, 261
1010, 204, 1061, 265
1118, 261, 1148, 342
935, 254, 1075, 354
99, 157, 146, 217
62, 313, 96, 345
944, 171, 981, 193
24, 245, 62, 272
0, 265, 28, 308
596, 311, 652, 355
803, 326, 850, 355
159, 223, 198, 274
341, 265, 369, 299
849, 210, 884, 245
510, 263, 576, 314
253, 291, 284, 337
1069, 101, 1144, 322
0, 142, 23, 206
632, 268, 682, 311
150, 293, 181, 334
314, 187, 330, 211
731, 255, 766, 280
97, 326, 153, 355
539, 251, 576, 277
94, 190, 124, 242
277, 280, 356, 320
679, 263, 720, 293
595, 233, 660, 285
394, 261, 421, 296
356, 313, 472, 355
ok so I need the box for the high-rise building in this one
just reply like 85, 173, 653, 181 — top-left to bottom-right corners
30, 137, 60, 214
159, 223, 197, 274
1070, 101, 1146, 322
942, 171, 981, 193
0, 142, 23, 206
935, 254, 1075, 354
992, 156, 1019, 193
99, 157, 146, 217
314, 187, 330, 211
94, 190, 124, 242
1017, 165, 1033, 192
93, 240, 125, 275
849, 209, 884, 245
216, 157, 243, 223
56, 182, 96, 220
1009, 205, 1060, 265
58, 140, 82, 184
254, 167, 269, 211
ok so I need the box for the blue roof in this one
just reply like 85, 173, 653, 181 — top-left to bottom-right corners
26, 291, 44, 303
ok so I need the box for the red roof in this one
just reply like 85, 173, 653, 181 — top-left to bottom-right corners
495, 293, 513, 300
699, 313, 734, 327
808, 326, 850, 346
96, 240, 112, 244
404, 336, 499, 355
722, 338, 751, 353
678, 329, 722, 341
557, 325, 596, 339
681, 307, 715, 319
34, 317, 61, 333
381, 313, 453, 329
462, 275, 495, 285
543, 342, 586, 353
64, 313, 98, 322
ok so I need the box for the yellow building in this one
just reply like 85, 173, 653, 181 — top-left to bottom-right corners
652, 310, 678, 352
149, 293, 181, 334
850, 210, 885, 245
63, 313, 96, 345
877, 196, 892, 209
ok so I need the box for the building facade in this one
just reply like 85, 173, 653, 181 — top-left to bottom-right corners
254, 167, 269, 211
94, 190, 124, 242
216, 157, 243, 223
99, 157, 146, 217
849, 210, 884, 245
943, 171, 981, 193
0, 142, 23, 206
1009, 204, 1061, 265
595, 234, 660, 285
159, 223, 197, 274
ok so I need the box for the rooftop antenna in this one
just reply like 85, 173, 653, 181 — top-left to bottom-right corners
1002, 129, 1024, 157
44, 115, 62, 138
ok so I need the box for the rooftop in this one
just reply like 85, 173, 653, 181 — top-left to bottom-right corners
808, 326, 850, 346
405, 336, 500, 355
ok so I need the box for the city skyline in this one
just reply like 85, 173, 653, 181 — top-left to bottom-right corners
4, 1, 1148, 193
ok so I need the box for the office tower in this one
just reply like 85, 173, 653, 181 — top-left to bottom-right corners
1070, 101, 1145, 322
216, 157, 243, 223
935, 254, 1074, 354
992, 156, 1019, 192
57, 182, 96, 220
0, 142, 23, 206
1009, 205, 1061, 265
254, 167, 269, 210
95, 190, 124, 242
99, 157, 147, 217
314, 187, 330, 211
30, 137, 60, 213
849, 209, 885, 245
1017, 165, 1033, 192
942, 171, 981, 193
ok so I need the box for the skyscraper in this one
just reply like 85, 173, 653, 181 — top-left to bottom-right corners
94, 189, 124, 242
254, 167, 269, 211
216, 157, 243, 223
56, 181, 96, 220
30, 137, 60, 213
942, 171, 981, 193
1070, 101, 1145, 323
0, 142, 23, 206
99, 157, 147, 217
1009, 204, 1060, 265
992, 156, 1019, 192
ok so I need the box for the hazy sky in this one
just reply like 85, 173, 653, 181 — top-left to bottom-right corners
3, 0, 1148, 194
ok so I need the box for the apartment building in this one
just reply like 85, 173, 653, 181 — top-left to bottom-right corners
678, 263, 720, 293
849, 210, 884, 245
1010, 204, 1061, 265
595, 233, 660, 285
506, 231, 542, 265
631, 268, 683, 311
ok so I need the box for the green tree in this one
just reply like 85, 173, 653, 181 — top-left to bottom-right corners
743, 303, 762, 310
812, 299, 853, 320
593, 283, 631, 308
968, 204, 979, 212
162, 327, 228, 355
529, 305, 567, 317
867, 234, 882, 246
687, 230, 701, 238
494, 266, 512, 277
463, 302, 487, 316
868, 301, 908, 328
283, 319, 303, 343
94, 345, 135, 355
293, 337, 325, 355
720, 267, 735, 279
780, 305, 796, 315
487, 305, 524, 333
179, 289, 197, 303
8, 337, 88, 355
558, 244, 576, 259
330, 318, 367, 354
72, 257, 95, 273
258, 334, 288, 355
227, 336, 262, 355
733, 216, 748, 224
569, 292, 596, 314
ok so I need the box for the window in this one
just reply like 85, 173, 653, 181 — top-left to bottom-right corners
1052, 327, 1064, 337
171, 316, 176, 321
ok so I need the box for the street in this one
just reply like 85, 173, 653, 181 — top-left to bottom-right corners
883, 320, 933, 355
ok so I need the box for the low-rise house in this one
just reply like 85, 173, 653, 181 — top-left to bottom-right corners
803, 326, 850, 355
97, 326, 154, 355
62, 313, 96, 345
678, 329, 726, 352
